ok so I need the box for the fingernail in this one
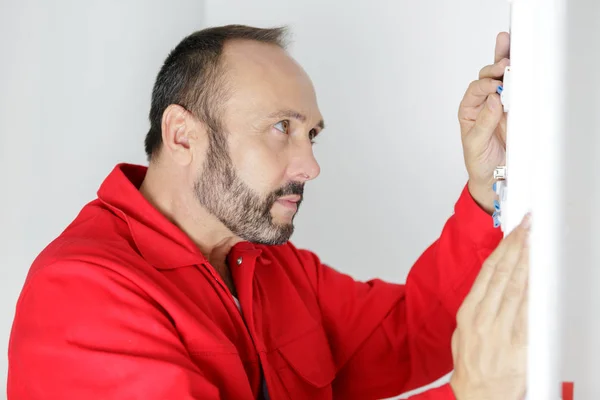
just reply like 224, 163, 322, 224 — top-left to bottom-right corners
487, 96, 496, 110
521, 213, 532, 230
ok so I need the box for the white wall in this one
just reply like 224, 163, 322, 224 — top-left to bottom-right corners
0, 0, 205, 395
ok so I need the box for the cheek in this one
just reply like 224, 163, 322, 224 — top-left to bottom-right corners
231, 141, 287, 192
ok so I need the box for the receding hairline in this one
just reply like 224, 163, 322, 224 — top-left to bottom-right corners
216, 38, 296, 83
145, 25, 293, 160
204, 35, 302, 119
188, 28, 293, 120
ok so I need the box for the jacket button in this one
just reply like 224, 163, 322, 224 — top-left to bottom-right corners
236, 257, 243, 265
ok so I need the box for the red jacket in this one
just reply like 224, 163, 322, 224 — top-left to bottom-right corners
8, 164, 502, 400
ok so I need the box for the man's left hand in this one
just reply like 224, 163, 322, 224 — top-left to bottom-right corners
458, 32, 510, 214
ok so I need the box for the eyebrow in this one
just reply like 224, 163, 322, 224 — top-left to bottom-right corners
267, 109, 325, 130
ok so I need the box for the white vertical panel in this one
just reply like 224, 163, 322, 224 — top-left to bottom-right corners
529, 0, 566, 397
503, 1, 535, 234
505, 0, 566, 398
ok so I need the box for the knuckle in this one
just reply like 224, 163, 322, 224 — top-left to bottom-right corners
481, 60, 506, 79
494, 60, 505, 73
458, 103, 467, 118
497, 258, 514, 274
467, 79, 479, 92
489, 275, 507, 292
504, 279, 522, 299
478, 78, 496, 95
478, 64, 493, 78
492, 262, 512, 282
474, 79, 485, 93
478, 67, 487, 79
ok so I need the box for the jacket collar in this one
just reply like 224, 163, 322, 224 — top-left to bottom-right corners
97, 163, 208, 270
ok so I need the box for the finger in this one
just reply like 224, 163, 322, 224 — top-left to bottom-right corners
496, 235, 530, 326
459, 103, 485, 124
462, 93, 503, 143
479, 58, 510, 80
459, 78, 504, 110
496, 113, 508, 146
463, 214, 531, 304
512, 279, 529, 347
495, 32, 511, 63
473, 215, 531, 320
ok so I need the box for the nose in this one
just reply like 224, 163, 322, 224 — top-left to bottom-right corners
289, 142, 320, 182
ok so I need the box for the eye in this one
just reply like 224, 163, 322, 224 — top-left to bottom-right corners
309, 128, 318, 144
274, 120, 290, 134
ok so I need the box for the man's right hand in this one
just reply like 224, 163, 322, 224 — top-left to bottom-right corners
449, 213, 530, 400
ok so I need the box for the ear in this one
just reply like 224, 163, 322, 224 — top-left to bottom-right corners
160, 104, 207, 166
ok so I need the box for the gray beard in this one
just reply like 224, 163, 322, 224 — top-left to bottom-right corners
193, 130, 300, 245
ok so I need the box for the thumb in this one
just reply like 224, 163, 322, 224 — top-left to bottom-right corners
467, 93, 504, 142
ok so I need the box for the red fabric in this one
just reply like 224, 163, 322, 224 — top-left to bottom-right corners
8, 164, 502, 400
562, 382, 574, 400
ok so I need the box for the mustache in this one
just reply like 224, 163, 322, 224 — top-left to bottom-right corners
272, 181, 304, 199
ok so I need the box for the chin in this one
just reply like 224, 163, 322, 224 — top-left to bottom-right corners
272, 208, 297, 222
272, 216, 294, 227
234, 220, 294, 246
262, 223, 295, 246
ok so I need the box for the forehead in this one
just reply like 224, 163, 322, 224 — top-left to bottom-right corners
220, 40, 321, 121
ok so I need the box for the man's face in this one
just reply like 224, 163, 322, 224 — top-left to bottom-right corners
193, 40, 323, 245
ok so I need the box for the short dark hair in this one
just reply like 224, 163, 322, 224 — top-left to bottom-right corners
144, 24, 289, 161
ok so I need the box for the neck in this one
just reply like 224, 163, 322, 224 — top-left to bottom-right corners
139, 164, 243, 272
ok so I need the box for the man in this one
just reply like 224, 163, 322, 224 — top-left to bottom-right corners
8, 25, 527, 400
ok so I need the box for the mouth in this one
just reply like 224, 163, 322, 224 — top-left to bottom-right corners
278, 194, 301, 202
275, 195, 301, 210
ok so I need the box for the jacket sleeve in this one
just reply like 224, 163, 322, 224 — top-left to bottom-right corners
294, 185, 503, 400
7, 261, 222, 400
